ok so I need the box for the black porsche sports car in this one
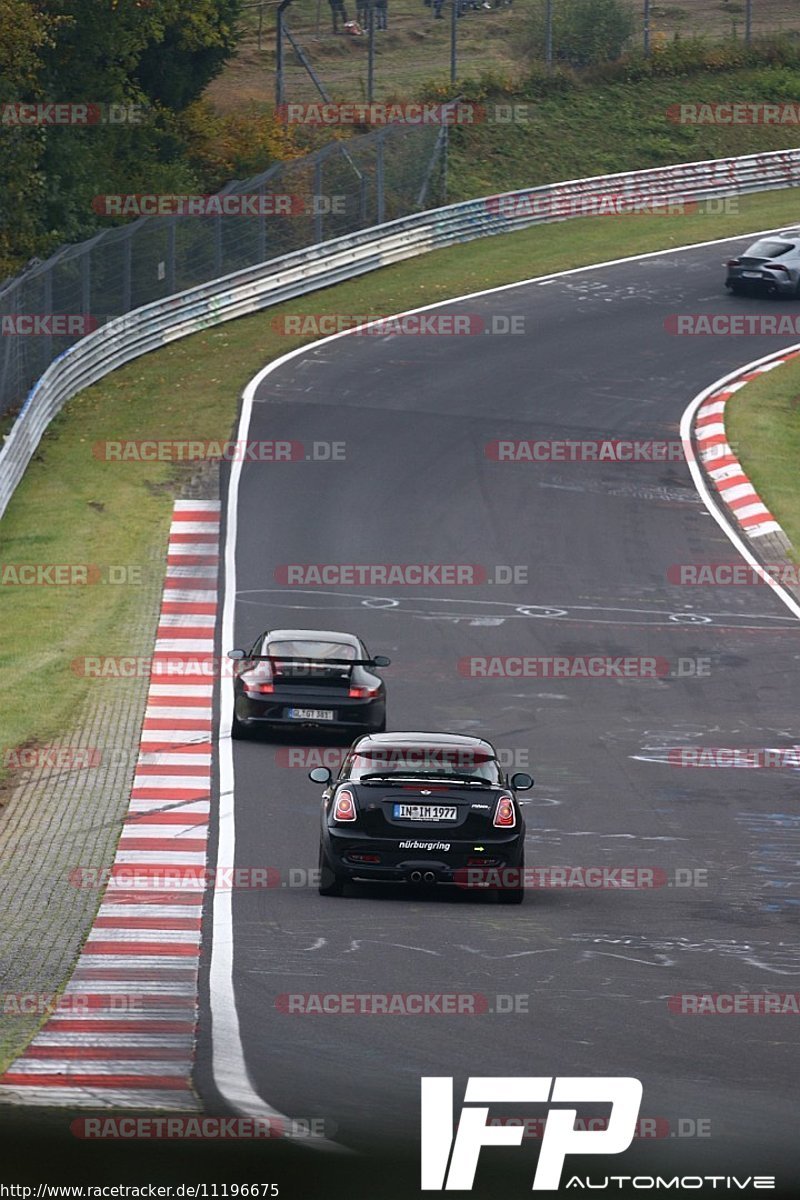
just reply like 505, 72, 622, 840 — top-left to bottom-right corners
227, 628, 390, 739
310, 731, 532, 902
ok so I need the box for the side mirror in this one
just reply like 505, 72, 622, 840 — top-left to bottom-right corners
372, 655, 391, 668
510, 772, 534, 791
227, 648, 246, 661
309, 767, 332, 785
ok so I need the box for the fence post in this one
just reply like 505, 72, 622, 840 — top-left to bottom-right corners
213, 213, 223, 277
314, 155, 324, 243
276, 0, 293, 109
376, 132, 386, 225
167, 220, 177, 294
450, 0, 457, 84
359, 174, 368, 225
545, 0, 553, 66
81, 245, 91, 319
258, 184, 268, 260
42, 266, 53, 379
368, 1, 375, 103
643, 0, 651, 57
122, 229, 132, 312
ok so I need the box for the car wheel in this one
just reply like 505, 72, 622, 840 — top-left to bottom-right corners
497, 854, 525, 905
231, 710, 251, 740
375, 715, 387, 733
728, 283, 744, 296
318, 842, 346, 897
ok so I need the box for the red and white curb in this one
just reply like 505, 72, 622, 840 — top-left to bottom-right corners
0, 500, 220, 1110
693, 349, 799, 541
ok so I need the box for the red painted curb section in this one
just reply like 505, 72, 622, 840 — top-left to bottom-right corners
0, 500, 220, 1110
694, 350, 799, 540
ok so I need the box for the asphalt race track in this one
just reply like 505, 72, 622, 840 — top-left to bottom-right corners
198, 233, 800, 1188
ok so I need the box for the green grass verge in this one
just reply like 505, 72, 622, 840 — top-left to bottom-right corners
726, 352, 800, 559
446, 68, 800, 200
1, 186, 799, 788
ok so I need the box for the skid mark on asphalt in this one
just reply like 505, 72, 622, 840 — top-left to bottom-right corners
569, 934, 800, 975
734, 811, 800, 912
233, 587, 798, 630
539, 480, 698, 506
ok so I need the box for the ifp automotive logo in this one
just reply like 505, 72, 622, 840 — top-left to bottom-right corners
420, 1076, 642, 1191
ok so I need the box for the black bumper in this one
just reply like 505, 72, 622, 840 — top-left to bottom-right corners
235, 692, 384, 731
323, 826, 525, 884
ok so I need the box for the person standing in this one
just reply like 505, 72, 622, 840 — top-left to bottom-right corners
375, 0, 388, 29
329, 0, 349, 33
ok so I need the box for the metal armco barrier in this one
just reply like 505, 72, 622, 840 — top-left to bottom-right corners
1, 147, 798, 520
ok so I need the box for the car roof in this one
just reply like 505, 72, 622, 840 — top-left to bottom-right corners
353, 732, 497, 753
263, 629, 362, 646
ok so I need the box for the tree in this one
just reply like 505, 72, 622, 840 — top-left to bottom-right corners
0, 0, 56, 276
0, 0, 244, 273
135, 0, 242, 110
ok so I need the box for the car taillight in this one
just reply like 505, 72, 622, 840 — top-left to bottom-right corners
242, 662, 273, 694
493, 795, 516, 828
767, 263, 790, 274
348, 684, 381, 699
726, 258, 740, 267
333, 789, 357, 822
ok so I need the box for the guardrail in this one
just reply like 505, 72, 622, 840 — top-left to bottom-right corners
2, 146, 799, 520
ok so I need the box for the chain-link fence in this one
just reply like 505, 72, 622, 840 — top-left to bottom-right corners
0, 119, 448, 421
235, 0, 800, 107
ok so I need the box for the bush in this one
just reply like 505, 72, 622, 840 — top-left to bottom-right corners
519, 0, 636, 68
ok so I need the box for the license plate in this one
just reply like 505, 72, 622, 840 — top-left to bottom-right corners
287, 708, 335, 720
393, 804, 457, 822
742, 271, 762, 278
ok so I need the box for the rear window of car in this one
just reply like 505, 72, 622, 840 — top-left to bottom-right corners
747, 240, 794, 258
348, 746, 503, 783
264, 640, 357, 661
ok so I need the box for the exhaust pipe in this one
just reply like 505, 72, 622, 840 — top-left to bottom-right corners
423, 871, 436, 884
410, 870, 422, 883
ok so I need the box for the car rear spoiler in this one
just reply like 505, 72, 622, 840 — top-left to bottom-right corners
228, 652, 390, 668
